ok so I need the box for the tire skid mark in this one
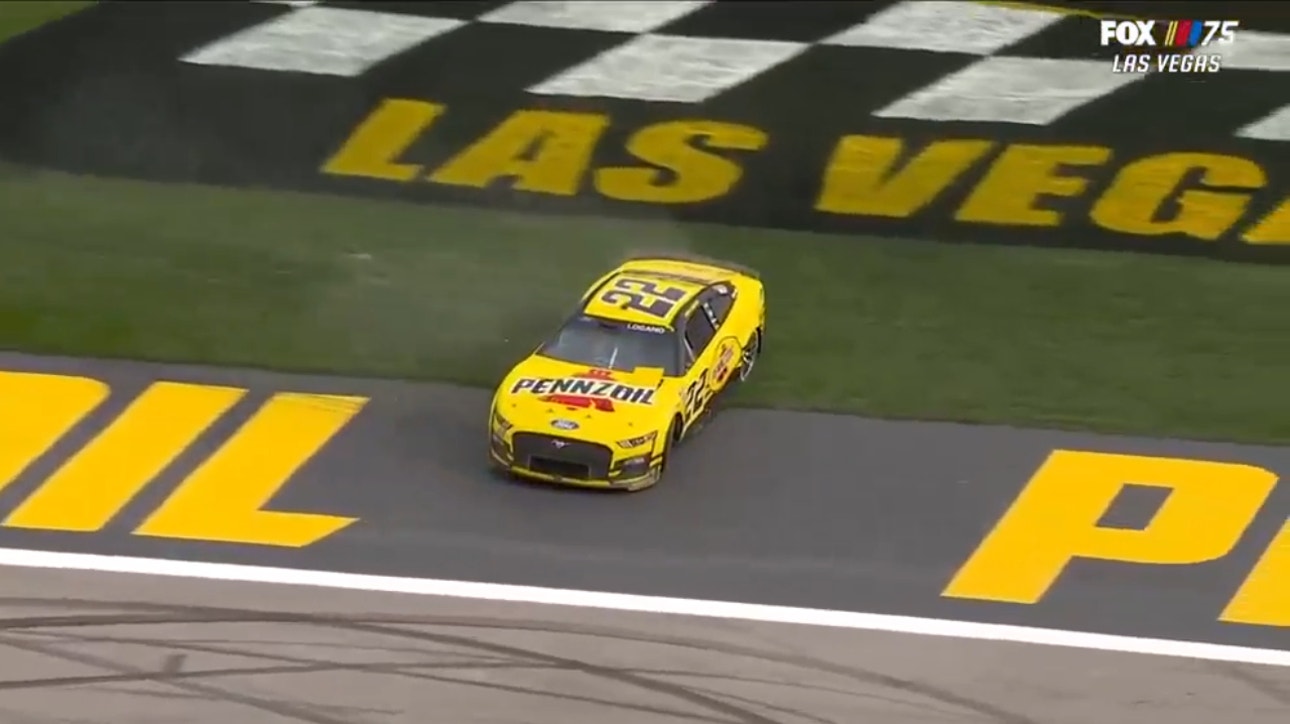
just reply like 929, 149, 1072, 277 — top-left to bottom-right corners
0, 636, 359, 724
1208, 662, 1290, 708
0, 596, 1037, 724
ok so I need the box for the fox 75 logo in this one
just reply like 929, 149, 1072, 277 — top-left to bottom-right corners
1099, 19, 1238, 47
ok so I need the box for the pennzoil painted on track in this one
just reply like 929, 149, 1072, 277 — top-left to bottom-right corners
0, 0, 1286, 261
1, 352, 1289, 663
489, 254, 765, 491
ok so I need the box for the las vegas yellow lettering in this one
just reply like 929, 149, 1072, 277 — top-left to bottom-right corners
325, 99, 765, 205
429, 109, 610, 196
1242, 196, 1290, 246
943, 450, 1279, 604
1091, 153, 1265, 241
1, 374, 367, 548
325, 99, 1289, 250
956, 144, 1111, 227
815, 136, 994, 218
596, 120, 767, 204
322, 98, 445, 181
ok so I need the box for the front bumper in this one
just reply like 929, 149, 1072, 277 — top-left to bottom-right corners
489, 431, 660, 490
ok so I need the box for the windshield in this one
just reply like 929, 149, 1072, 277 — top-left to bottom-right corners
539, 316, 677, 374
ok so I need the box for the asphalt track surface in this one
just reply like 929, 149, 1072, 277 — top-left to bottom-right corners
1, 566, 1287, 724
1, 350, 1289, 723
3, 351, 1289, 647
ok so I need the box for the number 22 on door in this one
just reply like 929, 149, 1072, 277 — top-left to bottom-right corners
683, 369, 712, 422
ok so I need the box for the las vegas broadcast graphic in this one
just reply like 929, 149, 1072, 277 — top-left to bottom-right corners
1099, 18, 1238, 73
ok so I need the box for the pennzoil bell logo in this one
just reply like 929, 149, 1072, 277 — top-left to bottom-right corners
511, 369, 656, 412
712, 342, 737, 384
1099, 19, 1237, 74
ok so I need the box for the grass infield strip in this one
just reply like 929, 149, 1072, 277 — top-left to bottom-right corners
0, 1, 90, 43
0, 4, 1286, 445
2, 168, 1287, 445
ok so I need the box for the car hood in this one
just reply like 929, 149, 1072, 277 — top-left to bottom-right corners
495, 356, 675, 442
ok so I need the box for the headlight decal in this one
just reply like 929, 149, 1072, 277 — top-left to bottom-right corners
616, 431, 657, 449
492, 408, 513, 436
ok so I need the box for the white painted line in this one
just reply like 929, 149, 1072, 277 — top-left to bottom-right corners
528, 34, 808, 103
181, 7, 463, 77
1238, 104, 1290, 141
479, 0, 711, 34
820, 0, 1064, 55
1223, 31, 1290, 72
1, 548, 1288, 667
875, 56, 1143, 125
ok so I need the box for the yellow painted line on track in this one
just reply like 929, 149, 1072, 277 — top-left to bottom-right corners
970, 0, 1145, 20
974, 0, 1143, 21
136, 392, 367, 547
5, 382, 244, 532
0, 372, 108, 494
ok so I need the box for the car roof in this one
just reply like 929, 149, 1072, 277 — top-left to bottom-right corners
581, 269, 711, 327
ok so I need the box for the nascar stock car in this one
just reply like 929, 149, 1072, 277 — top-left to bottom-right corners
488, 254, 765, 491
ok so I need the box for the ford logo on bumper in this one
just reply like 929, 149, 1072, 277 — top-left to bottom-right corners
551, 419, 579, 431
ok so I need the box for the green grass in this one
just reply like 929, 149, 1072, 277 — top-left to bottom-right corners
1, 166, 1287, 445
0, 1, 92, 42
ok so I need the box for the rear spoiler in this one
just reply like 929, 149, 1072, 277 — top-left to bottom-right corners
620, 251, 760, 280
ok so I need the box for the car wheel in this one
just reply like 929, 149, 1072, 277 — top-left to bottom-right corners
629, 418, 681, 490
736, 330, 761, 383
663, 416, 682, 465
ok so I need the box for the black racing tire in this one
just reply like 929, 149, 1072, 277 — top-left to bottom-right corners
664, 415, 683, 459
661, 415, 685, 467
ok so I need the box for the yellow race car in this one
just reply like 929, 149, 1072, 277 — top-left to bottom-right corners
488, 254, 765, 491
